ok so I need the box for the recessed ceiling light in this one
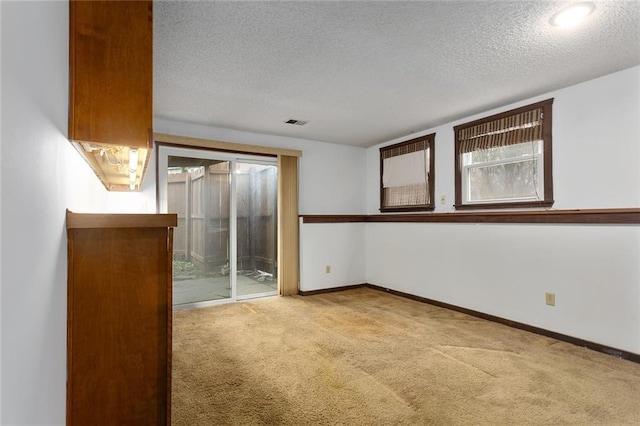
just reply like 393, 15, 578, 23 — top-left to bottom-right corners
550, 2, 596, 28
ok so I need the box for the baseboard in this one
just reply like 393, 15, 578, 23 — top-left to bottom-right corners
299, 283, 640, 363
298, 284, 367, 296
364, 284, 640, 364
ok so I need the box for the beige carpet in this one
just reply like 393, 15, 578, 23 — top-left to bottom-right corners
172, 287, 640, 425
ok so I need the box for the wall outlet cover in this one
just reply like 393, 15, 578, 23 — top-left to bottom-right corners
545, 292, 556, 306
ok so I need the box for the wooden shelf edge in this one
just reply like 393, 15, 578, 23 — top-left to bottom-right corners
300, 208, 640, 224
66, 210, 178, 229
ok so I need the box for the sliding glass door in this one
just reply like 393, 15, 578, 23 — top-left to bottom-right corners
158, 146, 278, 307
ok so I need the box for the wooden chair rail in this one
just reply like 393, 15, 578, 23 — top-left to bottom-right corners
300, 208, 640, 224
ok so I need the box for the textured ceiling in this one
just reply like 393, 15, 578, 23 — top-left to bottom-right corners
154, 1, 640, 147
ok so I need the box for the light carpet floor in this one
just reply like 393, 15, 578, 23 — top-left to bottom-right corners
172, 287, 640, 425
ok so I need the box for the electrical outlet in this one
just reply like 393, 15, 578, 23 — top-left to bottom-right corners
440, 194, 446, 205
325, 265, 331, 274
545, 292, 556, 306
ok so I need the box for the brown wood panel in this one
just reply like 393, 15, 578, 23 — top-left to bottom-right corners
301, 215, 369, 223
69, 0, 152, 148
300, 209, 640, 224
278, 156, 299, 295
68, 0, 153, 191
66, 212, 175, 425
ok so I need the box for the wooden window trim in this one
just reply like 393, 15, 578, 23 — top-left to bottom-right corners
454, 99, 554, 210
379, 133, 435, 213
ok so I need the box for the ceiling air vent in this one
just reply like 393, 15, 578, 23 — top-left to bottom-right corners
284, 119, 308, 126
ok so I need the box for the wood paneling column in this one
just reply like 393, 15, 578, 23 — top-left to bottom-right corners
278, 155, 299, 296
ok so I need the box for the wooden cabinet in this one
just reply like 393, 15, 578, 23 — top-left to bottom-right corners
68, 0, 153, 191
66, 211, 177, 425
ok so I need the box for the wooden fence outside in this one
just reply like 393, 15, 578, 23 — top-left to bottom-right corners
168, 163, 277, 276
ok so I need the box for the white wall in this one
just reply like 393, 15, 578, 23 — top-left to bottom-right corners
299, 220, 366, 291
365, 223, 640, 353
154, 119, 368, 215
367, 66, 640, 214
364, 67, 640, 354
1, 1, 109, 424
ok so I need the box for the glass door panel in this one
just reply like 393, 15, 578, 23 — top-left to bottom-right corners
236, 162, 278, 299
159, 145, 278, 307
167, 156, 232, 305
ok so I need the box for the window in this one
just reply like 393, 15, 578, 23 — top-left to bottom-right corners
454, 99, 554, 209
380, 134, 435, 212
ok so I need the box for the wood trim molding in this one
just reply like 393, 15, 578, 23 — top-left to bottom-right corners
154, 132, 302, 158
298, 283, 640, 363
66, 210, 177, 229
298, 284, 367, 296
300, 208, 640, 224
301, 215, 369, 223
